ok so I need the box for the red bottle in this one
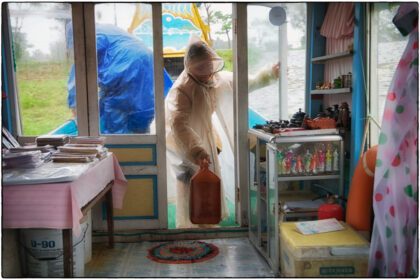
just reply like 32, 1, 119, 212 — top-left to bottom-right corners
190, 160, 221, 224
318, 195, 344, 221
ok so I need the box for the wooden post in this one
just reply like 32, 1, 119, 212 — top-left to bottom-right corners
105, 189, 114, 248
232, 3, 249, 226
62, 229, 73, 277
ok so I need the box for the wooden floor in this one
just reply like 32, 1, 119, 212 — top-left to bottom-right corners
85, 237, 274, 277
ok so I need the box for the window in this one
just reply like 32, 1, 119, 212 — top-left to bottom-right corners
369, 3, 408, 145
93, 3, 157, 135
8, 3, 74, 136
248, 3, 306, 122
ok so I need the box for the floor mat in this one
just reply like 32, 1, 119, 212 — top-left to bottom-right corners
147, 240, 219, 264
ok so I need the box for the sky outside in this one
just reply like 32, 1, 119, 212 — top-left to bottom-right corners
9, 3, 303, 57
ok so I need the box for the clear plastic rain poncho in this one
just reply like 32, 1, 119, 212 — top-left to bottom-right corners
368, 3, 418, 277
165, 34, 278, 228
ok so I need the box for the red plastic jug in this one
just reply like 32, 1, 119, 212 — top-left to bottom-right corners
189, 160, 221, 224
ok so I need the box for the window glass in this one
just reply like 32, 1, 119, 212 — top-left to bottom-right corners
248, 3, 306, 122
370, 3, 408, 145
94, 3, 157, 135
8, 3, 74, 136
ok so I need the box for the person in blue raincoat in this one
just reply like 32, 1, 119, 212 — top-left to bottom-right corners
66, 23, 173, 134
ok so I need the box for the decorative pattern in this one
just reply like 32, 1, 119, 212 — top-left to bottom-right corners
147, 240, 219, 264
368, 3, 418, 278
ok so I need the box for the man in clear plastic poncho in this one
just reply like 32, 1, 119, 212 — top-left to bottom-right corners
166, 34, 279, 228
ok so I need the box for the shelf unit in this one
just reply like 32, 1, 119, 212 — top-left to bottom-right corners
248, 129, 344, 275
278, 174, 340, 181
307, 3, 366, 187
308, 4, 355, 120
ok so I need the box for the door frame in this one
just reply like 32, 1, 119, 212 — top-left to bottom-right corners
72, 3, 168, 229
233, 3, 249, 227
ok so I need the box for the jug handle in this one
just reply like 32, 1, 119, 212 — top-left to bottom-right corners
199, 158, 209, 169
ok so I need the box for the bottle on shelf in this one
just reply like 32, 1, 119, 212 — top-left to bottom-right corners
326, 146, 333, 172
296, 155, 303, 174
310, 150, 318, 174
318, 150, 326, 173
291, 155, 297, 175
277, 151, 283, 175
304, 150, 312, 174
333, 149, 340, 172
285, 150, 293, 175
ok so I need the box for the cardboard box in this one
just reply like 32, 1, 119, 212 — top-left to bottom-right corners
279, 221, 369, 277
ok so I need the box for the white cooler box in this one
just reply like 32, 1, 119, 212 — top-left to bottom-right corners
279, 221, 370, 277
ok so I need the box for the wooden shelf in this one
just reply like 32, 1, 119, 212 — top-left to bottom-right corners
311, 88, 352, 95
311, 50, 353, 64
278, 174, 340, 182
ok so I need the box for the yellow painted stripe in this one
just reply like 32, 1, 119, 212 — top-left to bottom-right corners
108, 148, 153, 162
114, 178, 155, 217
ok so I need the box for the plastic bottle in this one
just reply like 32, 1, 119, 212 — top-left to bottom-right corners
318, 150, 325, 173
285, 150, 293, 175
333, 149, 339, 172
325, 148, 332, 172
282, 157, 288, 175
291, 156, 297, 175
277, 151, 283, 175
296, 155, 303, 174
189, 160, 221, 224
304, 150, 312, 174
310, 151, 318, 174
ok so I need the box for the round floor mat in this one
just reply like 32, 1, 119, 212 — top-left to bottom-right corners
147, 240, 219, 264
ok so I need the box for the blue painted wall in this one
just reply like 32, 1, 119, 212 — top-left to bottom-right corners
308, 3, 327, 118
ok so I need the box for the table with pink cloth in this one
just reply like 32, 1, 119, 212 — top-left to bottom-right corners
2, 153, 127, 237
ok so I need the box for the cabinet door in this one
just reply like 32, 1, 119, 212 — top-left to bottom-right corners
266, 144, 279, 272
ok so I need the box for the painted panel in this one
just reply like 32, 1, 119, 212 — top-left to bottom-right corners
106, 144, 156, 165
110, 175, 158, 219
309, 3, 327, 117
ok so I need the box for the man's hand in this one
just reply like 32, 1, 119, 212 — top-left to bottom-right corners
272, 62, 280, 78
196, 149, 211, 166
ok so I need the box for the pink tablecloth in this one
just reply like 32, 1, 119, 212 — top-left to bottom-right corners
2, 154, 127, 236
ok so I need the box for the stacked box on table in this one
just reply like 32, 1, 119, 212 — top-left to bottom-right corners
279, 221, 369, 277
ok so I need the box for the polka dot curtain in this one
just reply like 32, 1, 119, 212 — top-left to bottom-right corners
368, 3, 418, 277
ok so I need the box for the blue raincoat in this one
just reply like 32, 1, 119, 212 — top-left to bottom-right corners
67, 23, 173, 134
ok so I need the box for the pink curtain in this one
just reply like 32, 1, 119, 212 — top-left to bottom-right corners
320, 3, 354, 84
368, 3, 418, 277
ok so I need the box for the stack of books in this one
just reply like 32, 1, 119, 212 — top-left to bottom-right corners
36, 135, 71, 147
9, 145, 55, 153
52, 138, 107, 163
70, 136, 105, 145
3, 150, 45, 169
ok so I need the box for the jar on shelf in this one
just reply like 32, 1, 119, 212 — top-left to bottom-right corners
341, 72, 352, 88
